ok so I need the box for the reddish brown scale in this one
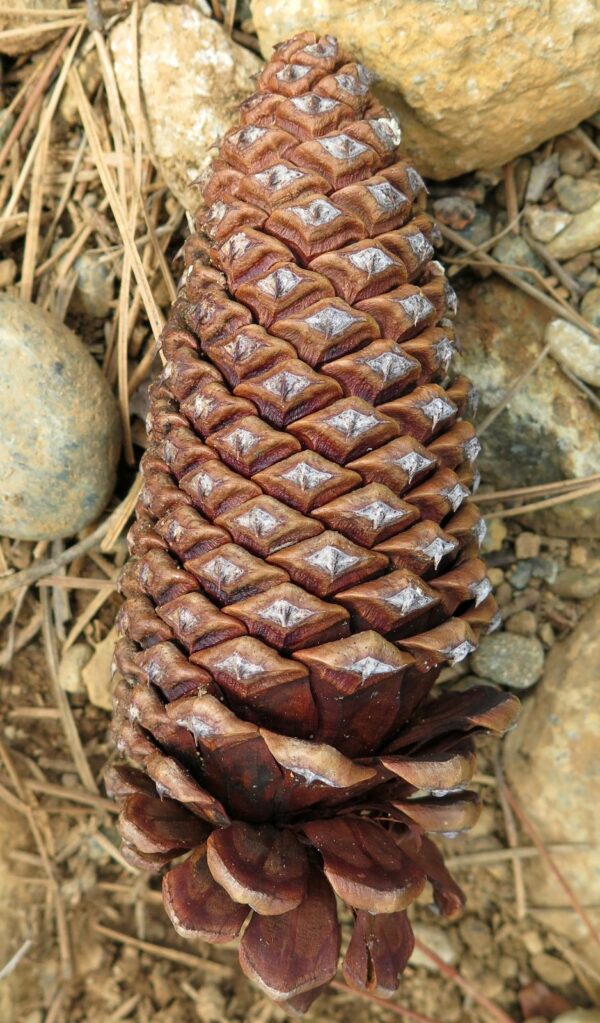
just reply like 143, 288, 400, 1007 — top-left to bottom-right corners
111, 31, 518, 1015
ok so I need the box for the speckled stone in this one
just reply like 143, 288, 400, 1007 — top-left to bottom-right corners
0, 295, 121, 540
471, 633, 545, 690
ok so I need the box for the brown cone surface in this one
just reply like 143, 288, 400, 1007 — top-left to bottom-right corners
110, 30, 519, 1012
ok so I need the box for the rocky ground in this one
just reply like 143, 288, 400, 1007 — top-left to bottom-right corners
0, 2, 599, 1023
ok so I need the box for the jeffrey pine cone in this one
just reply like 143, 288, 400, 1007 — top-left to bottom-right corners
109, 31, 520, 1013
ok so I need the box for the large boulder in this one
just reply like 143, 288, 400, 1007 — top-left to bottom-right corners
110, 4, 262, 209
250, 0, 600, 180
504, 600, 600, 960
453, 280, 600, 537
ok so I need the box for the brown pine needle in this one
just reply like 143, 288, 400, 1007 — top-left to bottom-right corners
92, 924, 233, 976
484, 480, 600, 520
70, 67, 164, 340
438, 222, 600, 341
476, 473, 600, 502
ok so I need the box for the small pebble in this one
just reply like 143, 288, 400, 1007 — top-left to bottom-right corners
580, 286, 600, 328
526, 206, 572, 243
0, 257, 16, 290
505, 609, 538, 636
515, 531, 542, 559
579, 265, 599, 288
82, 627, 119, 710
569, 543, 588, 567
457, 207, 493, 247
526, 154, 560, 203
550, 564, 600, 599
492, 235, 545, 281
554, 174, 600, 213
538, 622, 555, 645
487, 567, 504, 587
531, 953, 575, 988
58, 643, 93, 694
433, 195, 476, 229
482, 516, 507, 553
557, 138, 593, 177
458, 917, 494, 957
496, 581, 513, 607
547, 198, 600, 259
72, 253, 114, 319
509, 561, 533, 589
410, 924, 457, 969
522, 930, 545, 956
545, 317, 600, 386
471, 633, 545, 689
498, 955, 519, 980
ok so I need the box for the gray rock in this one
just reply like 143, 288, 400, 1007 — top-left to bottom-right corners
554, 174, 600, 213
454, 279, 600, 536
550, 564, 600, 599
547, 198, 600, 259
0, 295, 121, 540
526, 154, 560, 203
72, 253, 114, 319
410, 923, 458, 970
526, 206, 572, 243
492, 235, 545, 281
558, 139, 593, 178
504, 600, 600, 964
457, 208, 493, 248
545, 317, 600, 386
581, 286, 600, 328
471, 633, 545, 689
110, 4, 261, 209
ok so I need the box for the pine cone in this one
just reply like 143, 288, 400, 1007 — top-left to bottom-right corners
109, 31, 519, 1013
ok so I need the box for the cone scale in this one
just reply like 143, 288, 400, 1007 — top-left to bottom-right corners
110, 32, 519, 1013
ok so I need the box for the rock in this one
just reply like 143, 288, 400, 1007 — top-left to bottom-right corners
526, 155, 561, 203
492, 235, 545, 281
557, 137, 593, 178
410, 923, 457, 970
457, 208, 493, 248
504, 599, 600, 931
580, 286, 600, 328
481, 517, 507, 553
250, 0, 600, 180
0, 0, 68, 56
58, 643, 93, 694
433, 196, 476, 230
0, 295, 121, 540
525, 207, 572, 243
82, 627, 118, 711
59, 50, 102, 128
454, 280, 600, 536
531, 953, 574, 988
72, 253, 114, 319
471, 633, 544, 689
547, 200, 600, 259
110, 4, 261, 208
544, 318, 600, 387
0, 258, 16, 289
550, 564, 600, 600
580, 265, 599, 288
505, 610, 537, 636
458, 917, 493, 958
554, 175, 600, 214
515, 532, 542, 559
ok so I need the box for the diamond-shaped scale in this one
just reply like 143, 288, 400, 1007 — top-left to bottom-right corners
268, 529, 387, 597
223, 583, 350, 651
